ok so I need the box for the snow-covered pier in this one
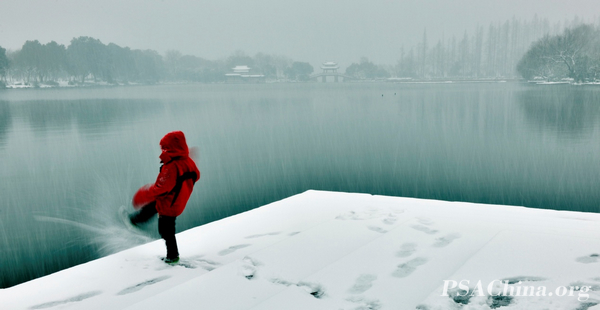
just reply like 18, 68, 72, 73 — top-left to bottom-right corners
2, 191, 599, 309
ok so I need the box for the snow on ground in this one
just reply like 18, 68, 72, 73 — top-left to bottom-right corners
1, 190, 599, 310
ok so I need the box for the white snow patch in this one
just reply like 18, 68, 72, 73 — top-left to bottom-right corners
2, 190, 599, 310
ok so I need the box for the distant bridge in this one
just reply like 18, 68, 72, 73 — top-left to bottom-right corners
310, 72, 352, 83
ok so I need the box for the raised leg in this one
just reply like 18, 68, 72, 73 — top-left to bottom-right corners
130, 202, 158, 225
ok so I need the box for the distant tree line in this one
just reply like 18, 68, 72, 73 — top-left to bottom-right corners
1, 15, 598, 86
0, 37, 316, 86
517, 24, 600, 82
284, 61, 314, 81
1, 37, 165, 85
164, 49, 310, 82
345, 57, 390, 79
394, 16, 599, 79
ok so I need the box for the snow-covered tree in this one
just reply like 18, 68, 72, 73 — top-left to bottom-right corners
517, 24, 599, 81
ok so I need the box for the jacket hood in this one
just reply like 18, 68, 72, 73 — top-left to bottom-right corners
159, 131, 189, 163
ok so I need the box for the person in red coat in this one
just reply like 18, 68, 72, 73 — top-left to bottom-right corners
130, 131, 200, 264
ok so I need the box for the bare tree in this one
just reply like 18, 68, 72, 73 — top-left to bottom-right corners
545, 25, 595, 81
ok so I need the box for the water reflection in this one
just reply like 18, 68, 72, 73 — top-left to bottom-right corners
11, 99, 164, 134
518, 86, 600, 139
0, 101, 11, 147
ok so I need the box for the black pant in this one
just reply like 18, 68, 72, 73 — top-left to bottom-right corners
130, 202, 179, 259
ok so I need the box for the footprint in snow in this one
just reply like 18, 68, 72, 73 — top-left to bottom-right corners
576, 302, 600, 310
396, 243, 418, 257
155, 256, 220, 270
576, 254, 600, 264
170, 260, 198, 269
240, 256, 262, 280
30, 291, 103, 309
368, 226, 388, 233
501, 276, 547, 284
336, 209, 381, 221
117, 276, 171, 295
346, 295, 382, 310
411, 225, 438, 234
245, 232, 281, 239
269, 278, 295, 286
348, 274, 378, 294
269, 278, 325, 298
432, 233, 461, 247
184, 256, 221, 271
569, 281, 600, 292
417, 217, 434, 226
218, 244, 251, 256
336, 211, 357, 220
392, 257, 428, 278
297, 281, 326, 299
382, 213, 398, 225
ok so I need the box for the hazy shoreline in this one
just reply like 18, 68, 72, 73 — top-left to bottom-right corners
5, 78, 600, 90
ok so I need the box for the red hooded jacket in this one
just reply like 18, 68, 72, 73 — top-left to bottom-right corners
132, 131, 200, 217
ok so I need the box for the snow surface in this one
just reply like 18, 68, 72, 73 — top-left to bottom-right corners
1, 190, 599, 310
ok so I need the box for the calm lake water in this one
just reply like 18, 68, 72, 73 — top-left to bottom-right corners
1, 82, 599, 287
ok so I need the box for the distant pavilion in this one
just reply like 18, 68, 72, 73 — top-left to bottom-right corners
321, 62, 339, 74
310, 62, 349, 82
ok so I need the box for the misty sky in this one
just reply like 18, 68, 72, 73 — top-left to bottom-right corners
1, 0, 598, 68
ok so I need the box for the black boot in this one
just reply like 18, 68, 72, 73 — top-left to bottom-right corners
130, 202, 158, 226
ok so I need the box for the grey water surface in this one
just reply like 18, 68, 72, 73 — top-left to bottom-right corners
1, 82, 599, 287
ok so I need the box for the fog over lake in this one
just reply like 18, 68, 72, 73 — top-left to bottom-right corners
1, 0, 599, 67
1, 0, 599, 289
